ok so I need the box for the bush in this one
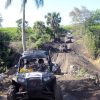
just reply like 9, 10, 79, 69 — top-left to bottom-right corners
28, 33, 51, 49
76, 67, 87, 78
83, 30, 98, 59
0, 27, 20, 41
0, 32, 20, 73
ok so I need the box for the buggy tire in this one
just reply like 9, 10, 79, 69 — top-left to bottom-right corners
7, 85, 16, 100
54, 84, 63, 100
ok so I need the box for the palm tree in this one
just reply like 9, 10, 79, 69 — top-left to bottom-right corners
33, 21, 46, 36
5, 0, 44, 51
45, 12, 61, 39
16, 18, 28, 31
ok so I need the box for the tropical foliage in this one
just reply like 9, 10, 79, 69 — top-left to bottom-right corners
5, 0, 44, 51
70, 7, 100, 59
1, 4, 100, 72
33, 21, 46, 36
16, 19, 28, 30
45, 12, 61, 39
0, 32, 11, 72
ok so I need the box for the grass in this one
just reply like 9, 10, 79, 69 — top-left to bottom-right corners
76, 67, 87, 78
90, 58, 100, 70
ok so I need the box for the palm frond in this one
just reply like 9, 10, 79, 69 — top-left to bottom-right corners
5, 0, 12, 8
35, 0, 44, 8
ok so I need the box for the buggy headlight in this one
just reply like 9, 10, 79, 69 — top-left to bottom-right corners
43, 76, 50, 81
18, 78, 25, 83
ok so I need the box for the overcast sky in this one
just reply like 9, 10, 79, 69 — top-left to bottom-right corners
0, 0, 100, 27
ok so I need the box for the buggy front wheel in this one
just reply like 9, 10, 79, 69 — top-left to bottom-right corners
7, 85, 16, 100
53, 84, 63, 100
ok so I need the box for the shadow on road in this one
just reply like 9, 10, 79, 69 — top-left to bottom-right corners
58, 78, 100, 100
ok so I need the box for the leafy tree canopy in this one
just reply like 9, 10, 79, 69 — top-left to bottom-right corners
70, 6, 91, 24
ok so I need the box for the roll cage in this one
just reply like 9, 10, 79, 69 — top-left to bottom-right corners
17, 50, 51, 72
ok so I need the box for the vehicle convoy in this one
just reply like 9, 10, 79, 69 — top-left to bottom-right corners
7, 50, 62, 100
59, 43, 68, 52
65, 32, 73, 43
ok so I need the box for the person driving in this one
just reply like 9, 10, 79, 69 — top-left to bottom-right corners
20, 59, 32, 73
38, 59, 46, 71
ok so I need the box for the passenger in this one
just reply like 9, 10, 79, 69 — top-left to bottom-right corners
20, 59, 32, 73
38, 59, 45, 71
32, 59, 37, 64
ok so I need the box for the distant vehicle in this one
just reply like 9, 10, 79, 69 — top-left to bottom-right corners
67, 32, 73, 38
59, 43, 68, 52
7, 50, 62, 100
65, 32, 73, 43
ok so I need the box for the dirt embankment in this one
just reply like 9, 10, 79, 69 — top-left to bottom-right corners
58, 77, 100, 100
52, 37, 100, 100
40, 37, 100, 100
52, 38, 100, 76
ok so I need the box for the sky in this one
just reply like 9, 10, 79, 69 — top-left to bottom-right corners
0, 0, 100, 27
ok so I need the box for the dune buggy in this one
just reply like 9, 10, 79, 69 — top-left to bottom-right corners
7, 50, 62, 100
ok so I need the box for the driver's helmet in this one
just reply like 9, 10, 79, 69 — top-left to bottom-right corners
24, 59, 28, 65
32, 58, 37, 64
38, 59, 46, 71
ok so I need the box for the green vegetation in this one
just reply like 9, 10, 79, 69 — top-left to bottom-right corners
1, 7, 100, 72
70, 7, 100, 59
0, 32, 11, 72
0, 27, 18, 40
45, 12, 61, 39
76, 67, 87, 78
0, 13, 62, 72
5, 0, 44, 51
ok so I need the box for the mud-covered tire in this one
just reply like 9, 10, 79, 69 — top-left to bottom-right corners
54, 84, 63, 100
7, 85, 16, 100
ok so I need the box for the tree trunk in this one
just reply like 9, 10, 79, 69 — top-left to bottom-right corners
22, 0, 26, 52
